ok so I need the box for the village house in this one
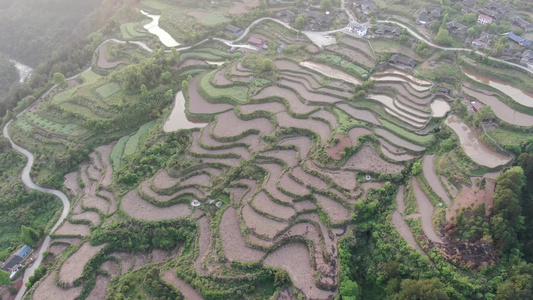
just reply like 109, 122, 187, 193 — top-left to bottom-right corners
462, 0, 477, 9
472, 32, 493, 47
349, 23, 368, 36
471, 101, 484, 113
298, 9, 333, 31
248, 37, 267, 49
276, 9, 297, 23
225, 24, 243, 37
477, 14, 494, 25
446, 21, 469, 36
505, 32, 532, 47
375, 24, 402, 36
353, 0, 379, 15
485, 2, 509, 14
389, 54, 417, 68
510, 16, 533, 32
521, 49, 533, 69
417, 6, 442, 25
1, 245, 32, 277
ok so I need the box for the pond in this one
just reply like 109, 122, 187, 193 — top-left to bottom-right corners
445, 115, 511, 168
430, 99, 450, 118
463, 68, 533, 108
140, 10, 180, 48
163, 91, 207, 132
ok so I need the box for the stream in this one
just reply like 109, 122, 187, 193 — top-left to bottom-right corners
9, 59, 33, 83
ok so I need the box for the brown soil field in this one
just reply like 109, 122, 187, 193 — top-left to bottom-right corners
201, 157, 242, 167
237, 178, 258, 201
280, 71, 322, 89
110, 252, 133, 274
90, 152, 103, 171
282, 75, 351, 99
144, 178, 205, 202
395, 185, 406, 214
279, 172, 309, 196
33, 270, 83, 300
181, 59, 208, 68
375, 128, 425, 152
59, 242, 107, 285
71, 211, 101, 226
252, 191, 295, 220
86, 275, 110, 300
327, 44, 375, 68
54, 221, 91, 237
191, 207, 204, 220
98, 44, 122, 69
242, 204, 288, 239
298, 213, 336, 250
259, 163, 293, 203
381, 144, 416, 162
213, 110, 273, 138
311, 109, 338, 128
98, 190, 117, 213
292, 167, 328, 190
192, 132, 252, 159
348, 127, 372, 145
180, 173, 212, 187
204, 167, 223, 177
306, 161, 356, 190
100, 260, 119, 276
264, 243, 334, 300
153, 170, 180, 190
252, 86, 315, 114
336, 103, 381, 125
53, 237, 82, 245
277, 112, 331, 145
121, 189, 191, 221
133, 252, 149, 270
188, 75, 233, 114
422, 154, 451, 206
87, 164, 102, 181
279, 136, 312, 159
327, 134, 351, 160
359, 182, 385, 200
340, 37, 375, 58
386, 82, 432, 99
274, 59, 301, 71
82, 195, 110, 214
230, 187, 248, 204
64, 171, 81, 195
315, 194, 350, 224
391, 211, 426, 256
394, 92, 431, 111
440, 176, 458, 198
343, 144, 403, 174
152, 248, 168, 263
95, 143, 115, 187
239, 101, 286, 114
220, 208, 264, 262
294, 200, 316, 212
194, 217, 211, 275
379, 138, 407, 155
162, 269, 205, 300
248, 233, 274, 247
262, 149, 299, 167
279, 79, 342, 104
446, 175, 497, 222
67, 79, 80, 87
212, 66, 232, 86
230, 62, 252, 76
412, 178, 443, 243
48, 243, 69, 256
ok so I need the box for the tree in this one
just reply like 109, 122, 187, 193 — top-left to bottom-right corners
294, 14, 308, 29
394, 279, 449, 300
320, 0, 333, 11
435, 28, 453, 46
462, 13, 477, 25
20, 225, 39, 246
0, 269, 9, 285
340, 279, 359, 300
411, 162, 422, 175
496, 274, 533, 300
274, 269, 290, 286
52, 72, 67, 88
473, 105, 494, 127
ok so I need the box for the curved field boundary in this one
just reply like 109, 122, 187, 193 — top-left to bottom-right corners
339, 36, 375, 59
369, 95, 429, 127
412, 178, 443, 244
198, 71, 249, 105
336, 103, 381, 125
301, 61, 361, 85
375, 128, 425, 152
391, 211, 427, 256
343, 144, 404, 174
162, 269, 205, 300
121, 189, 191, 221
123, 121, 155, 157
379, 138, 418, 162
220, 207, 265, 262
422, 154, 451, 206
279, 79, 344, 104
186, 75, 233, 115
252, 86, 315, 115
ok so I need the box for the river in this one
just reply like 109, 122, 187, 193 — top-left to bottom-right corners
140, 10, 180, 48
9, 59, 33, 83
163, 91, 207, 132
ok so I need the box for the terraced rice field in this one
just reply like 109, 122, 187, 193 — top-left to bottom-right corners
188, 75, 233, 114
336, 103, 381, 125
59, 242, 107, 285
121, 189, 191, 221
343, 144, 403, 174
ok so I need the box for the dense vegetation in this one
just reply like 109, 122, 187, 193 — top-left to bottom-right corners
0, 57, 18, 98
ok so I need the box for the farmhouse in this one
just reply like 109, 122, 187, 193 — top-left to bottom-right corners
462, 0, 477, 8
353, 0, 379, 15
446, 21, 469, 36
417, 6, 441, 25
472, 33, 493, 47
504, 32, 532, 47
349, 23, 367, 36
1, 245, 31, 273
389, 54, 416, 68
471, 101, 484, 113
298, 9, 332, 31
478, 8, 501, 20
521, 50, 533, 69
375, 24, 402, 36
477, 14, 493, 25
276, 9, 297, 23
225, 24, 243, 37
510, 16, 533, 32
484, 2, 509, 14
248, 37, 265, 47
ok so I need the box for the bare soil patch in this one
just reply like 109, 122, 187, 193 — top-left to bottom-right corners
180, 173, 211, 187
64, 171, 81, 195
153, 170, 180, 190
239, 102, 286, 114
162, 269, 205, 300
87, 164, 102, 181
86, 275, 110, 300
336, 103, 381, 125
277, 112, 331, 145
306, 161, 356, 190
71, 211, 101, 226
54, 221, 91, 237
191, 131, 251, 159
212, 66, 232, 86
152, 248, 168, 263
315, 194, 350, 224
82, 195, 110, 214
412, 178, 443, 243
295, 200, 316, 212
220, 207, 264, 261
343, 144, 403, 174
230, 187, 248, 204
263, 149, 299, 167
274, 59, 301, 71
121, 189, 191, 221
279, 136, 312, 159
90, 152, 103, 171
375, 128, 425, 152
188, 75, 233, 114
100, 260, 119, 276
259, 163, 293, 203
213, 110, 273, 138
312, 109, 337, 127
348, 127, 372, 145
422, 154, 451, 206
359, 182, 385, 200
446, 175, 496, 222
110, 252, 133, 274
95, 143, 115, 187
264, 243, 334, 300
59, 243, 107, 285
252, 86, 314, 114
99, 190, 117, 214
34, 270, 82, 300
252, 191, 295, 220
194, 217, 211, 275
340, 37, 374, 58
180, 59, 208, 68
133, 252, 149, 270
242, 204, 288, 239
280, 79, 342, 104
98, 43, 122, 69
292, 167, 328, 190
327, 134, 351, 160
48, 243, 69, 256
395, 185, 406, 214
279, 172, 309, 196
391, 211, 426, 256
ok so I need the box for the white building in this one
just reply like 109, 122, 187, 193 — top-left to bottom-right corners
477, 14, 494, 25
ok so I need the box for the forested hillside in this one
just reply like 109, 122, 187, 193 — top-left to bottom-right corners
0, 57, 18, 97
